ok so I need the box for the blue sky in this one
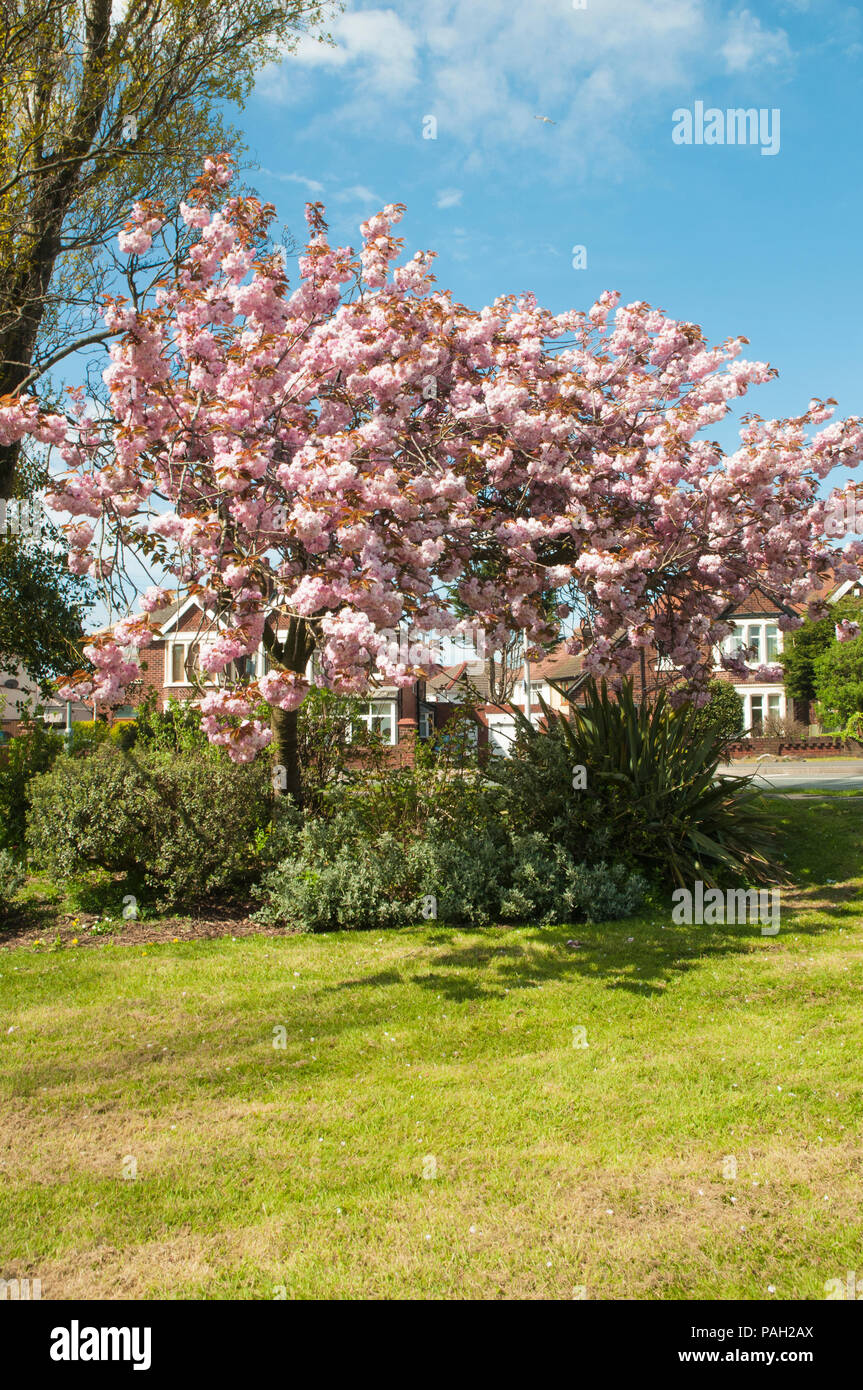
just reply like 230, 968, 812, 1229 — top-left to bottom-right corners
239, 0, 862, 459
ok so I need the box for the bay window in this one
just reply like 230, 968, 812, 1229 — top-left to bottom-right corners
746, 624, 763, 663
765, 624, 779, 662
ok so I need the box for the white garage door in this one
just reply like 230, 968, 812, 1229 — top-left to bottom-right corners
487, 715, 516, 756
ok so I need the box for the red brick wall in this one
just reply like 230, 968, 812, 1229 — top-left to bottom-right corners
726, 738, 847, 759
136, 642, 165, 708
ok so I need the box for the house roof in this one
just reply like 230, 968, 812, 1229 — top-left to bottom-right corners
425, 661, 493, 700
729, 564, 846, 618
531, 643, 585, 683
149, 597, 184, 628
729, 589, 790, 617
425, 643, 586, 700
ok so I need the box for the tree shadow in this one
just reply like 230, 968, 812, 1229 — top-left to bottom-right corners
405, 903, 851, 1003
330, 969, 403, 990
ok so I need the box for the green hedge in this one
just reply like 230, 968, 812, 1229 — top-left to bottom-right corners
27, 744, 273, 910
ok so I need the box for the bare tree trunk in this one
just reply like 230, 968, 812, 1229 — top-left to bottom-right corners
270, 704, 303, 806
264, 613, 316, 808
0, 254, 61, 496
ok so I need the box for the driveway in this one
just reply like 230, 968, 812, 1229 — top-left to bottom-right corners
718, 757, 863, 793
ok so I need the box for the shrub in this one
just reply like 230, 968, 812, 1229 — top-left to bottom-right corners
107, 719, 138, 750
781, 595, 863, 705
813, 634, 863, 724
686, 680, 745, 751
761, 713, 810, 741
0, 847, 26, 921
0, 714, 64, 854
68, 718, 110, 754
252, 809, 645, 932
294, 687, 378, 812
254, 812, 414, 931
132, 692, 214, 756
338, 708, 495, 846
499, 835, 647, 926
405, 817, 510, 924
488, 679, 782, 888
843, 712, 863, 742
253, 703, 650, 931
815, 703, 844, 734
27, 743, 272, 909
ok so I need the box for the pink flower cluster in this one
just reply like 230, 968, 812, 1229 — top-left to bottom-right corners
198, 690, 272, 763
116, 198, 167, 257
258, 670, 309, 710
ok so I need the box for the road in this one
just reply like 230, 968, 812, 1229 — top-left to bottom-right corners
718, 758, 863, 793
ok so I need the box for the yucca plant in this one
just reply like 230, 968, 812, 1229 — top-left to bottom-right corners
488, 678, 783, 887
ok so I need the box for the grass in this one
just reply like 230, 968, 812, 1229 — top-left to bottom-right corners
764, 787, 863, 798
2, 798, 863, 1300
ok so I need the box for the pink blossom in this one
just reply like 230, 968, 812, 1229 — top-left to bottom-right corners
258, 670, 310, 710
140, 586, 172, 613
4, 165, 861, 760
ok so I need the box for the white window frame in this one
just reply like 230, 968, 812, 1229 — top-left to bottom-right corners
765, 623, 780, 663
487, 712, 516, 756
718, 621, 783, 669
355, 699, 398, 746
166, 638, 200, 687
738, 687, 785, 734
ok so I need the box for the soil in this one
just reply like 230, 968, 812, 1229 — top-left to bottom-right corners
0, 898, 294, 951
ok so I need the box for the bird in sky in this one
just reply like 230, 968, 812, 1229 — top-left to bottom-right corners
534, 115, 557, 125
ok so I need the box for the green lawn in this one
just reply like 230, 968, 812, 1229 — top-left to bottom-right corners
2, 798, 863, 1300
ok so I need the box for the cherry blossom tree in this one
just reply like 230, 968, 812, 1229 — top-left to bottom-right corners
2, 155, 863, 802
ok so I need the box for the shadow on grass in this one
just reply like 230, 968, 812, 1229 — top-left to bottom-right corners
409, 927, 784, 1004
298, 799, 863, 1005
311, 897, 852, 1008
9, 900, 856, 1102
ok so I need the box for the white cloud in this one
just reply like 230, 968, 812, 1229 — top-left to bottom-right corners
260, 168, 325, 193
336, 184, 384, 203
721, 9, 792, 72
259, 1, 793, 166
266, 8, 418, 99
436, 187, 462, 208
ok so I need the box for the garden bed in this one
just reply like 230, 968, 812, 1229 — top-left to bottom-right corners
0, 898, 286, 952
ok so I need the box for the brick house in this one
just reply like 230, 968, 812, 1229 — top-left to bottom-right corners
712, 572, 861, 733
130, 595, 441, 754
5, 571, 858, 748
425, 645, 584, 755
425, 572, 862, 751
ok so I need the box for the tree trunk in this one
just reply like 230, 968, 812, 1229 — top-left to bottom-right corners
262, 615, 315, 809
270, 703, 303, 806
0, 0, 113, 497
